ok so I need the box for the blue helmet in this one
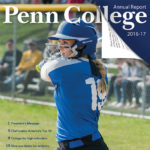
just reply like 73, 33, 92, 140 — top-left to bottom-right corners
48, 18, 98, 59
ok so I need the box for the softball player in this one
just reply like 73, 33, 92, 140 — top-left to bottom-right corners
40, 19, 109, 150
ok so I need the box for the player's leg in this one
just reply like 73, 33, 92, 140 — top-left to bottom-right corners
54, 148, 61, 150
57, 136, 109, 150
76, 137, 109, 150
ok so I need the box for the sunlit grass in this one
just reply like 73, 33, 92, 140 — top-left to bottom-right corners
0, 99, 150, 150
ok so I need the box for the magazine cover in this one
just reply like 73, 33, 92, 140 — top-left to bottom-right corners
0, 0, 150, 150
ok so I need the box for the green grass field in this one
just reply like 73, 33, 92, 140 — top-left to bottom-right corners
0, 99, 150, 150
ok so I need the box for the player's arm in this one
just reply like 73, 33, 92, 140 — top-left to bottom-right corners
39, 58, 62, 85
40, 61, 51, 82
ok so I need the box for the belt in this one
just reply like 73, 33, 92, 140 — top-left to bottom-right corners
58, 132, 101, 149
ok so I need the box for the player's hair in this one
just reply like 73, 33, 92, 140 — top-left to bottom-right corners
93, 59, 107, 94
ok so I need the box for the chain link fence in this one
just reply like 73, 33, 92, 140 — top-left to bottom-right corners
104, 59, 150, 117
0, 5, 150, 118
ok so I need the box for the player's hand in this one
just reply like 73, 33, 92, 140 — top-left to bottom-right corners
16, 66, 22, 71
36, 59, 46, 72
0, 64, 8, 71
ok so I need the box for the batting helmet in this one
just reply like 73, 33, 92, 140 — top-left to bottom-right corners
48, 18, 98, 59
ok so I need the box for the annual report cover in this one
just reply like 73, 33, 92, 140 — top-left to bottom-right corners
0, 1, 150, 150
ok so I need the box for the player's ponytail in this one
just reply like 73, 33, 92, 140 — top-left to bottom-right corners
93, 59, 107, 94
89, 58, 107, 94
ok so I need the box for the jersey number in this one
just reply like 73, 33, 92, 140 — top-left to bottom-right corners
85, 77, 106, 111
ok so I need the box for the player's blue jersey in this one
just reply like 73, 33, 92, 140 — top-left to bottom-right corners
43, 57, 107, 142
